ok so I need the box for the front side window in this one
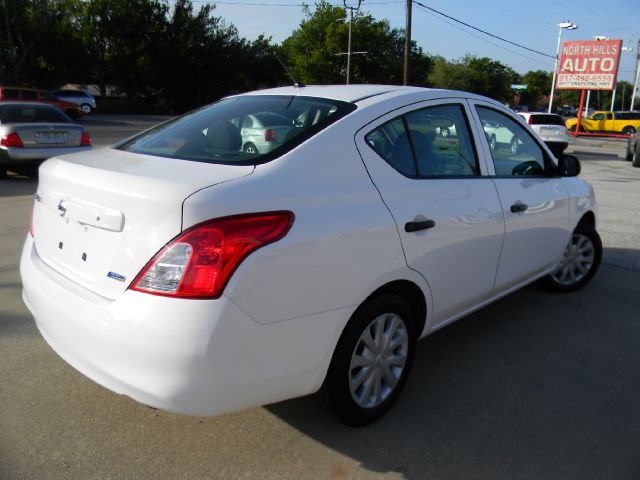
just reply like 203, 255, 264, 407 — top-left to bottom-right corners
592, 113, 605, 120
477, 106, 546, 177
365, 103, 479, 177
116, 95, 356, 165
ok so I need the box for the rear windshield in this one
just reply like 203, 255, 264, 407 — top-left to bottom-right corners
529, 114, 565, 126
116, 95, 357, 165
0, 105, 71, 123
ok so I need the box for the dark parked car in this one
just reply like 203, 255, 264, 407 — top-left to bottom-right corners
627, 133, 640, 167
0, 87, 84, 120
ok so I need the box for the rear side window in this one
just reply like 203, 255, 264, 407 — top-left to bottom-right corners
529, 114, 565, 126
617, 112, 640, 120
116, 95, 356, 165
0, 105, 71, 123
365, 104, 479, 177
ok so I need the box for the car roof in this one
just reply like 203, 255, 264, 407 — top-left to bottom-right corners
0, 101, 59, 108
232, 84, 502, 107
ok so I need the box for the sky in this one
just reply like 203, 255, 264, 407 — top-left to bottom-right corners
196, 0, 640, 84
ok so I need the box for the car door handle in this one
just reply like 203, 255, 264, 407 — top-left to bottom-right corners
405, 220, 436, 232
510, 203, 528, 213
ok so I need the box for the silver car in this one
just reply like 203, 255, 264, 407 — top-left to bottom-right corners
54, 89, 97, 114
238, 112, 294, 154
0, 102, 92, 178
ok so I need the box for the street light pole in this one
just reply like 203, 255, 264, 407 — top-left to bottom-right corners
612, 46, 633, 112
548, 21, 577, 114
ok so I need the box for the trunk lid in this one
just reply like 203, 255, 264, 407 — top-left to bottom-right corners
32, 148, 254, 299
13, 123, 85, 147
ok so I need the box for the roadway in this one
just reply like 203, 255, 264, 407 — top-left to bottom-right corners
1, 116, 639, 479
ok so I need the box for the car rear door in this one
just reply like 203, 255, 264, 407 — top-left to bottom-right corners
469, 101, 571, 292
355, 98, 504, 327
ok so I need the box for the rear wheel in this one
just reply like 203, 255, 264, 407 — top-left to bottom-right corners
66, 109, 79, 121
439, 126, 450, 138
0, 167, 6, 179
622, 126, 636, 136
633, 142, 640, 167
243, 142, 258, 154
510, 137, 519, 154
544, 222, 602, 292
318, 294, 416, 426
489, 134, 497, 151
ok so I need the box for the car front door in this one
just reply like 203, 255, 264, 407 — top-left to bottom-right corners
355, 99, 505, 327
470, 102, 571, 293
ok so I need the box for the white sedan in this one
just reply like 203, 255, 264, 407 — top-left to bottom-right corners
21, 85, 601, 426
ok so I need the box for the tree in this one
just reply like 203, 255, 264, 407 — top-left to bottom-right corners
280, 1, 431, 85
520, 70, 552, 109
429, 55, 519, 103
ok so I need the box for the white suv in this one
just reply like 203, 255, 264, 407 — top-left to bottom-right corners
518, 112, 569, 157
20, 85, 600, 426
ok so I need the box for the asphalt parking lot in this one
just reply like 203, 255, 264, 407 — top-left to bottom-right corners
1, 117, 639, 479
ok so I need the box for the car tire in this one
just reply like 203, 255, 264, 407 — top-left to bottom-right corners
544, 222, 602, 292
622, 126, 636, 136
489, 135, 497, 151
633, 143, 640, 167
243, 142, 258, 154
510, 137, 519, 154
439, 127, 450, 138
80, 103, 92, 114
318, 293, 417, 426
66, 109, 79, 121
0, 167, 7, 179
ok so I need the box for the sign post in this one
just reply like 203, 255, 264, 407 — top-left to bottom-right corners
555, 39, 622, 134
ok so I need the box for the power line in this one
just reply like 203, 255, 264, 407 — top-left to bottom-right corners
412, 1, 555, 60
415, 5, 553, 69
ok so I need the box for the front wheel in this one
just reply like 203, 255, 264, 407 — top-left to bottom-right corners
318, 294, 416, 426
0, 167, 7, 179
544, 222, 602, 292
80, 103, 92, 114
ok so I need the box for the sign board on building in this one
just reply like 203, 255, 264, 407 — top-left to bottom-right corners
510, 84, 528, 91
556, 39, 622, 90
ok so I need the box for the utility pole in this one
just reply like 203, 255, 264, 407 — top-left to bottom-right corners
343, 0, 363, 85
403, 0, 412, 85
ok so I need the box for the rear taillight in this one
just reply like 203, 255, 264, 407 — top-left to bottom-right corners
80, 132, 91, 145
264, 129, 276, 142
1, 132, 23, 148
528, 116, 533, 124
130, 211, 294, 299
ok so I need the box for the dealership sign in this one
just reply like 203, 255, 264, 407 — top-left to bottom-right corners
556, 39, 622, 90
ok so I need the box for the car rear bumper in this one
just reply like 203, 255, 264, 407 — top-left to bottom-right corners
1, 145, 92, 164
20, 235, 343, 416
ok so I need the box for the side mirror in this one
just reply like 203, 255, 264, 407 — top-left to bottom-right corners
557, 154, 581, 177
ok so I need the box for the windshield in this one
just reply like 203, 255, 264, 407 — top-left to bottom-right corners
116, 95, 356, 165
0, 105, 71, 123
